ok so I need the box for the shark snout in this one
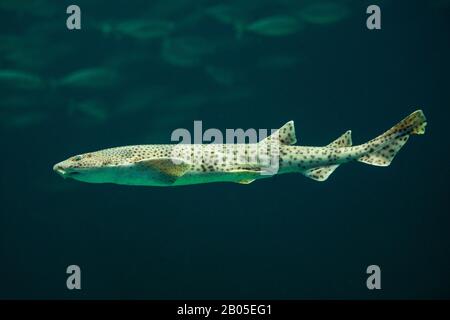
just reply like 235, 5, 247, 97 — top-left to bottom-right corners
53, 163, 68, 178
53, 161, 84, 179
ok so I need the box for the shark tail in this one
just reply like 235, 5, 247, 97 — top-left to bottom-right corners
357, 109, 427, 167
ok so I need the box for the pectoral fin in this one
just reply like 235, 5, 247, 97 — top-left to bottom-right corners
135, 158, 191, 183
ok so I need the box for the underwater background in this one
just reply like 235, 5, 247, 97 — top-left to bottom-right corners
0, 0, 449, 299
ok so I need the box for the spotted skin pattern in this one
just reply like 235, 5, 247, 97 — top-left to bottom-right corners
53, 110, 427, 186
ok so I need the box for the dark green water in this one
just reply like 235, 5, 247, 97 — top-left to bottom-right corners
1, 0, 449, 299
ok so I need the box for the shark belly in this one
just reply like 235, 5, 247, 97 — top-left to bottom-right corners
172, 169, 269, 186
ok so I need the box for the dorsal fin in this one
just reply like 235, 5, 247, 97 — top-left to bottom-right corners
327, 130, 352, 148
260, 120, 297, 145
302, 130, 352, 182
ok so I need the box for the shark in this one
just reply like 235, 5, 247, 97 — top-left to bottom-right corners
53, 110, 426, 186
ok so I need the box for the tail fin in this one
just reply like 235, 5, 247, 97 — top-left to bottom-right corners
357, 109, 427, 167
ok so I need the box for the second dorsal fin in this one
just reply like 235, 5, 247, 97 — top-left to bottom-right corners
327, 130, 352, 148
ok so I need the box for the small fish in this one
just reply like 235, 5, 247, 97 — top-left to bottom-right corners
161, 36, 215, 67
53, 110, 426, 187
0, 35, 71, 71
102, 20, 175, 40
69, 100, 109, 123
297, 2, 351, 25
205, 66, 236, 86
57, 68, 119, 88
246, 15, 303, 36
0, 70, 44, 90
205, 4, 246, 25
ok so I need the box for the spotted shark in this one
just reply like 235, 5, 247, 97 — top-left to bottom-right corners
53, 110, 426, 186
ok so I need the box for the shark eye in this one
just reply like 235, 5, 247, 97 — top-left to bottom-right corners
72, 155, 82, 161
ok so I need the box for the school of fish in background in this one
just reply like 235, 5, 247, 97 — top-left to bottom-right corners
0, 0, 446, 133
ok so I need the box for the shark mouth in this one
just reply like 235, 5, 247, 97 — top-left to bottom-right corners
53, 165, 80, 179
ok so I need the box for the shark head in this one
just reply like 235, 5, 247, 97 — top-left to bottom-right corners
53, 147, 135, 183
53, 145, 193, 186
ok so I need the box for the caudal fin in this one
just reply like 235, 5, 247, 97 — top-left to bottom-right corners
357, 109, 427, 167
